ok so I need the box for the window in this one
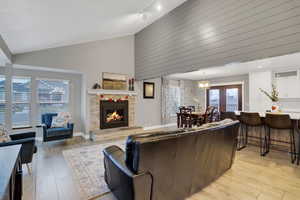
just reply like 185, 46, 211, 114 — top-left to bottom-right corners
226, 88, 239, 112
37, 79, 70, 119
167, 86, 181, 117
0, 76, 5, 125
208, 89, 220, 111
12, 77, 31, 127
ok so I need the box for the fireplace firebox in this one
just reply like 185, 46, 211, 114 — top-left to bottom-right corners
100, 100, 129, 129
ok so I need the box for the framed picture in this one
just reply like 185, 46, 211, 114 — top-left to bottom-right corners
102, 72, 128, 90
143, 82, 155, 99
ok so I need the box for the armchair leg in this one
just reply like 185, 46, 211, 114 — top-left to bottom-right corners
26, 163, 32, 175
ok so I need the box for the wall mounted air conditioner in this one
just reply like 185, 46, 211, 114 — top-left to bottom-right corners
275, 69, 300, 98
274, 70, 299, 79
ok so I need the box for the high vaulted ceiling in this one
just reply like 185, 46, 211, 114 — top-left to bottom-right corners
0, 0, 187, 54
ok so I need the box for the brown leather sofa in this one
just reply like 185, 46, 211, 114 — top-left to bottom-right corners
103, 121, 240, 200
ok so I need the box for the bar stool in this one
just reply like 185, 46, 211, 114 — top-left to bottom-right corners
297, 128, 300, 165
297, 120, 300, 165
239, 112, 267, 156
220, 112, 237, 121
264, 113, 297, 164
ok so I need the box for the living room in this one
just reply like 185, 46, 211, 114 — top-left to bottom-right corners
1, 0, 300, 200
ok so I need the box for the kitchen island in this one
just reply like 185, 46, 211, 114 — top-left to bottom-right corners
234, 111, 300, 164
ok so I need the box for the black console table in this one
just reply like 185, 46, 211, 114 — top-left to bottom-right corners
0, 145, 22, 200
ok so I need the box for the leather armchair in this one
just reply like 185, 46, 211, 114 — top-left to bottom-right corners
42, 113, 74, 142
103, 122, 240, 200
103, 145, 153, 200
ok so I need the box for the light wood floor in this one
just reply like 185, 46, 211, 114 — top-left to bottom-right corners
23, 136, 300, 200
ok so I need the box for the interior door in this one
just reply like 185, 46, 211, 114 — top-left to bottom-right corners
207, 85, 242, 112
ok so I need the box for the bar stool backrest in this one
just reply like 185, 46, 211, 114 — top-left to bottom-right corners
265, 113, 293, 129
240, 112, 262, 126
220, 112, 237, 120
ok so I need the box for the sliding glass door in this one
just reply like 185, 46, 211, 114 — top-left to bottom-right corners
207, 85, 242, 112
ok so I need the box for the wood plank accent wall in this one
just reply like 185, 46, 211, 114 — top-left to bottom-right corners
135, 0, 300, 80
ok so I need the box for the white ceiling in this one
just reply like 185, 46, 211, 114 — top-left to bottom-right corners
167, 52, 300, 80
0, 0, 187, 54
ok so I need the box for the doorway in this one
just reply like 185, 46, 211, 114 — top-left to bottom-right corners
206, 84, 242, 112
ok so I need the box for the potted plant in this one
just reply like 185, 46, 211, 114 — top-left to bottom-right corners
259, 84, 280, 112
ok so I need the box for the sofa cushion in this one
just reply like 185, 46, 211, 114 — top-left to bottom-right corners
51, 116, 67, 128
0, 125, 10, 143
125, 129, 185, 173
51, 112, 72, 128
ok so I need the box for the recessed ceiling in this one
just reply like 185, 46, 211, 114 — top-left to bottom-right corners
0, 0, 187, 54
167, 53, 300, 80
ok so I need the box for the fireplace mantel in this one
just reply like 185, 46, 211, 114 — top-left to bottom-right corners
88, 89, 137, 96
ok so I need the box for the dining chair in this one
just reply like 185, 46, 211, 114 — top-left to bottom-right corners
179, 107, 193, 128
204, 106, 216, 123
264, 113, 296, 164
187, 106, 196, 112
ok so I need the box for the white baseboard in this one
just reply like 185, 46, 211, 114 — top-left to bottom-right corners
143, 123, 176, 131
74, 132, 90, 140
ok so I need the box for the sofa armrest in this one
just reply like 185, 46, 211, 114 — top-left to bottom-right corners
0, 138, 34, 147
103, 145, 152, 200
10, 132, 36, 140
0, 138, 36, 164
103, 145, 134, 177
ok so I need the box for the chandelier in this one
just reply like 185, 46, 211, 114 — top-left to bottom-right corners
198, 81, 210, 88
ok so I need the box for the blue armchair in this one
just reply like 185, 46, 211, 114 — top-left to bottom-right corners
42, 113, 74, 142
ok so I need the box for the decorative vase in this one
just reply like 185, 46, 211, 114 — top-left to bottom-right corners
271, 102, 280, 112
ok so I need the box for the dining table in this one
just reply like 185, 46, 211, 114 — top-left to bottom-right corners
176, 111, 205, 128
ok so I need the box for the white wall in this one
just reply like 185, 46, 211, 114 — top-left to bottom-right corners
136, 78, 162, 128
181, 80, 203, 107
249, 71, 273, 112
0, 34, 12, 63
249, 70, 300, 112
13, 35, 135, 89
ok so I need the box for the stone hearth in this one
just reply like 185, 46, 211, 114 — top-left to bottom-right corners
89, 94, 136, 131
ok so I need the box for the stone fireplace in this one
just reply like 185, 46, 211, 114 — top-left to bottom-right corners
88, 91, 136, 132
100, 100, 128, 129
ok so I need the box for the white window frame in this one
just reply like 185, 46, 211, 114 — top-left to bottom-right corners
36, 78, 71, 121
168, 85, 181, 117
36, 78, 70, 104
11, 76, 32, 128
0, 75, 6, 125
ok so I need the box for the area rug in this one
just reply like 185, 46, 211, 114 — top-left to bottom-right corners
63, 140, 126, 200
